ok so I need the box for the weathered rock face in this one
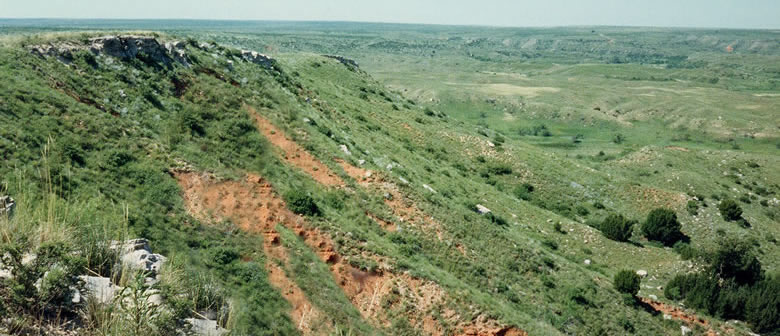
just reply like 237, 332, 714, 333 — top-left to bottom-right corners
0, 196, 14, 218
31, 35, 188, 67
30, 36, 276, 72
110, 238, 167, 276
323, 55, 359, 70
93, 36, 170, 63
240, 50, 274, 68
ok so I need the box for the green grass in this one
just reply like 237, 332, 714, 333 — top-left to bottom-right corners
0, 23, 777, 335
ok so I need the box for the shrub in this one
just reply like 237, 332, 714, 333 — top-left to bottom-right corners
745, 276, 780, 334
673, 241, 698, 260
614, 270, 640, 296
209, 247, 240, 266
485, 212, 508, 226
641, 208, 683, 246
284, 190, 321, 216
553, 222, 564, 233
686, 200, 699, 216
575, 205, 590, 216
719, 199, 743, 221
486, 163, 513, 175
513, 183, 534, 201
710, 237, 762, 285
599, 214, 635, 242
542, 239, 558, 250
612, 133, 625, 144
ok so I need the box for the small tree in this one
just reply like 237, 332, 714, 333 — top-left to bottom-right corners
614, 270, 641, 296
600, 214, 635, 242
711, 237, 762, 285
641, 208, 683, 246
718, 199, 743, 222
284, 190, 320, 216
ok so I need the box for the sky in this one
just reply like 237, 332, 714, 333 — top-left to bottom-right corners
1, 0, 778, 29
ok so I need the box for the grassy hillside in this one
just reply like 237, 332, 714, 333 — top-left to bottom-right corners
0, 25, 778, 336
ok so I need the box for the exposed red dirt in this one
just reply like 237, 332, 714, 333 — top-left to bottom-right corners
640, 298, 720, 336
247, 106, 344, 187
366, 212, 397, 232
174, 171, 327, 334
175, 169, 524, 336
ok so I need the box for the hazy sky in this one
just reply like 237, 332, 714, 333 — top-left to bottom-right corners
1, 0, 778, 29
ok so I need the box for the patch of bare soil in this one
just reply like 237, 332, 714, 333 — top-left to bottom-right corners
624, 185, 687, 213
175, 170, 524, 335
665, 146, 690, 152
247, 106, 344, 187
640, 298, 724, 336
174, 171, 328, 334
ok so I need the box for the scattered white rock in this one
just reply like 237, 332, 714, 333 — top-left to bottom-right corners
664, 314, 672, 320
240, 50, 274, 68
649, 294, 658, 300
681, 325, 692, 335
584, 259, 591, 265
113, 239, 167, 276
636, 270, 648, 278
475, 204, 491, 214
358, 159, 366, 165
423, 184, 437, 193
339, 144, 351, 156
399, 177, 409, 184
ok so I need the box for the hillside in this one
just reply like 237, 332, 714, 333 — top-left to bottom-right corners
0, 28, 778, 336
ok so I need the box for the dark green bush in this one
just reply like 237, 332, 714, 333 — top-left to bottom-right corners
575, 205, 590, 216
599, 214, 635, 242
614, 270, 640, 296
485, 163, 513, 175
542, 239, 558, 250
513, 183, 534, 201
284, 190, 321, 216
686, 200, 699, 216
745, 276, 780, 334
673, 241, 698, 260
718, 199, 743, 221
209, 247, 240, 266
641, 208, 683, 246
710, 237, 762, 285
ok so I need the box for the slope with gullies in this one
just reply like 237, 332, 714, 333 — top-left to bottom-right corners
0, 32, 775, 335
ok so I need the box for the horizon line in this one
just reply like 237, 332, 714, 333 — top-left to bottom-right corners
1, 17, 778, 31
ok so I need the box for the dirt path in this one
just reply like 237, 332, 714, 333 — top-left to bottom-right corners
247, 106, 344, 187
175, 171, 328, 334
